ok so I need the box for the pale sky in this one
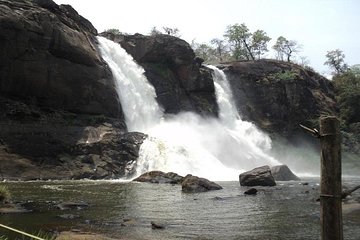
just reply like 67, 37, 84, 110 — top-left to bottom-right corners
54, 0, 359, 75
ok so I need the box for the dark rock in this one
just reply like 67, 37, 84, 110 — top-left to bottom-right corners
151, 221, 165, 229
57, 214, 81, 219
0, 0, 120, 118
220, 60, 337, 137
181, 174, 222, 193
271, 165, 301, 181
0, 203, 31, 214
101, 32, 218, 116
244, 188, 258, 195
239, 166, 276, 187
133, 171, 184, 184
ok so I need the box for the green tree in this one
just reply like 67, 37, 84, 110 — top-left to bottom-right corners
224, 23, 271, 60
273, 36, 301, 62
191, 41, 217, 63
252, 30, 271, 59
224, 23, 254, 60
333, 67, 360, 125
324, 49, 348, 75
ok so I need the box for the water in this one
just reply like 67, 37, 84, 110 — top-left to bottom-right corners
1, 179, 360, 239
97, 37, 282, 180
97, 37, 163, 132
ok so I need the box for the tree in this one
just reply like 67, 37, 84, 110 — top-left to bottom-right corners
224, 23, 254, 60
324, 49, 348, 75
191, 41, 217, 63
210, 38, 228, 62
251, 30, 271, 59
149, 26, 161, 36
333, 67, 360, 125
162, 27, 180, 37
224, 23, 271, 61
273, 36, 301, 62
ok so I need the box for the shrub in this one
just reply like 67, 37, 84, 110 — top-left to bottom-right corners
0, 185, 10, 203
268, 70, 299, 81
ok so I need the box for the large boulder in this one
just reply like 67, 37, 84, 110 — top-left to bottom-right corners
220, 60, 337, 137
101, 32, 218, 116
133, 171, 183, 184
181, 174, 222, 193
239, 165, 276, 187
0, 0, 121, 118
271, 165, 301, 181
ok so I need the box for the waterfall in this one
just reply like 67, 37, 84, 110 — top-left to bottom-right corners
97, 36, 281, 180
97, 37, 163, 132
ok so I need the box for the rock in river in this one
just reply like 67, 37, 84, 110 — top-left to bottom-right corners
181, 174, 222, 193
239, 165, 276, 187
271, 164, 301, 181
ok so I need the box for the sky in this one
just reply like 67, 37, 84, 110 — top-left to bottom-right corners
54, 0, 360, 76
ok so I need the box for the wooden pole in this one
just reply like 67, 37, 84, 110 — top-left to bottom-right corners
319, 116, 343, 240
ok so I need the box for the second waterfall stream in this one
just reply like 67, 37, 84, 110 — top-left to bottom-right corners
97, 36, 281, 181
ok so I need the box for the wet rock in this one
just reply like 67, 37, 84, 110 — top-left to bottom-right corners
56, 202, 89, 210
57, 214, 81, 219
244, 188, 258, 195
271, 165, 301, 181
0, 0, 119, 117
0, 203, 31, 214
133, 171, 184, 184
239, 166, 276, 187
220, 59, 337, 137
181, 174, 222, 193
56, 231, 116, 240
151, 221, 165, 229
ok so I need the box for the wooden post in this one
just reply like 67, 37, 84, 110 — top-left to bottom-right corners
319, 116, 343, 240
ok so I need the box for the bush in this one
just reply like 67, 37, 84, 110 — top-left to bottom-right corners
333, 70, 360, 125
268, 70, 299, 81
0, 185, 10, 203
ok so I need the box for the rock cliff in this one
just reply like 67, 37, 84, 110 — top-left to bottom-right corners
220, 60, 338, 137
0, 0, 120, 117
0, 0, 134, 180
101, 32, 218, 116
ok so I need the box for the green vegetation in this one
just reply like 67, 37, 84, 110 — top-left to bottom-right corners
189, 22, 304, 64
224, 23, 271, 61
324, 49, 348, 75
324, 50, 360, 153
0, 185, 10, 203
103, 28, 122, 35
333, 69, 360, 126
268, 70, 299, 81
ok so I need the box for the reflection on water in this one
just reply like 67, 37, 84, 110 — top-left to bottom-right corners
1, 179, 359, 240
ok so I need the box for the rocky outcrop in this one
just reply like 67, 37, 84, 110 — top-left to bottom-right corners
271, 165, 301, 181
101, 32, 218, 116
133, 171, 183, 184
220, 60, 337, 137
0, 0, 121, 118
239, 165, 276, 187
0, 96, 146, 180
181, 174, 222, 192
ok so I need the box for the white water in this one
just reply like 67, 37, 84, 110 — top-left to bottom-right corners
97, 37, 281, 181
97, 37, 163, 132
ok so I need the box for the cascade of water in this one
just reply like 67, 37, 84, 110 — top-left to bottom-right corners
97, 37, 163, 132
97, 37, 281, 180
